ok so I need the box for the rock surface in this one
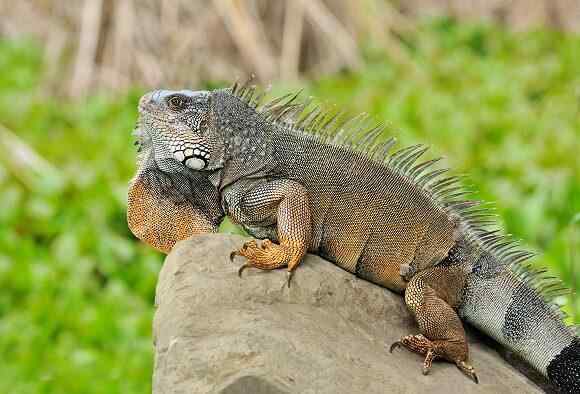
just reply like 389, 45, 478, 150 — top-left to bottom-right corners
153, 234, 543, 394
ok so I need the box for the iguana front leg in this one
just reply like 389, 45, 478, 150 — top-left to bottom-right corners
228, 179, 311, 287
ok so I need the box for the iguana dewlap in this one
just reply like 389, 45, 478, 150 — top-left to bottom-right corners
128, 84, 580, 393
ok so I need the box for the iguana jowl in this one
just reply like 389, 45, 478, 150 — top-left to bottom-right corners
128, 84, 580, 392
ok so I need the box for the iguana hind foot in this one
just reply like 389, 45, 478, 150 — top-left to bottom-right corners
389, 334, 438, 375
389, 334, 478, 382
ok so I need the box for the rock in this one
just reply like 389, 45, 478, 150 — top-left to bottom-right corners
153, 234, 544, 394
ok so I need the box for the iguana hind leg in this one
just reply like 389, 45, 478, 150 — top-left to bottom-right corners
391, 265, 478, 383
228, 179, 311, 287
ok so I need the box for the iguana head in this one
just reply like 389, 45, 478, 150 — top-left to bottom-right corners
129, 89, 227, 253
137, 88, 276, 187
136, 89, 224, 172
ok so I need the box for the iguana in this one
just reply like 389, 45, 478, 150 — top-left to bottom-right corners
127, 83, 579, 393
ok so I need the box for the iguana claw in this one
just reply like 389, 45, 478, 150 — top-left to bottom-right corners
237, 263, 251, 277
456, 360, 479, 384
285, 270, 294, 288
389, 341, 402, 353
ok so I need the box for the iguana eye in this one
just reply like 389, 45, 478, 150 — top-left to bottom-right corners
167, 94, 190, 111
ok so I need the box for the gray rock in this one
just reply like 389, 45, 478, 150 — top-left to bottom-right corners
153, 234, 544, 394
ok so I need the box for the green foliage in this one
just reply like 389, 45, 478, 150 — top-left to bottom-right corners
0, 20, 578, 393
0, 40, 158, 394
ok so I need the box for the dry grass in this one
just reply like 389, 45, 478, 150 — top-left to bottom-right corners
0, 0, 577, 96
0, 0, 417, 96
401, 0, 580, 33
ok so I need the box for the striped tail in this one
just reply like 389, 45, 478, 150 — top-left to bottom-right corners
458, 252, 580, 393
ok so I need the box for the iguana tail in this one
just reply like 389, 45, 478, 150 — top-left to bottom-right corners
458, 246, 580, 393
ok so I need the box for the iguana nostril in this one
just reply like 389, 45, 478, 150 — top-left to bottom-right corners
139, 91, 158, 109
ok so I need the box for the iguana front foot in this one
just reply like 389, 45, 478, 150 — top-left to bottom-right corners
230, 239, 302, 287
390, 334, 478, 383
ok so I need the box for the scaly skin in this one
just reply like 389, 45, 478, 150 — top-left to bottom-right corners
128, 85, 580, 393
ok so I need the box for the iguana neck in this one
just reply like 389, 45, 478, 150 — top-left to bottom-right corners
210, 90, 278, 189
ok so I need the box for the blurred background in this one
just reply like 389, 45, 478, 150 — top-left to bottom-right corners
0, 1, 578, 393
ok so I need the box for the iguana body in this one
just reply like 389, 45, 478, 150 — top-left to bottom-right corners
128, 84, 579, 392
